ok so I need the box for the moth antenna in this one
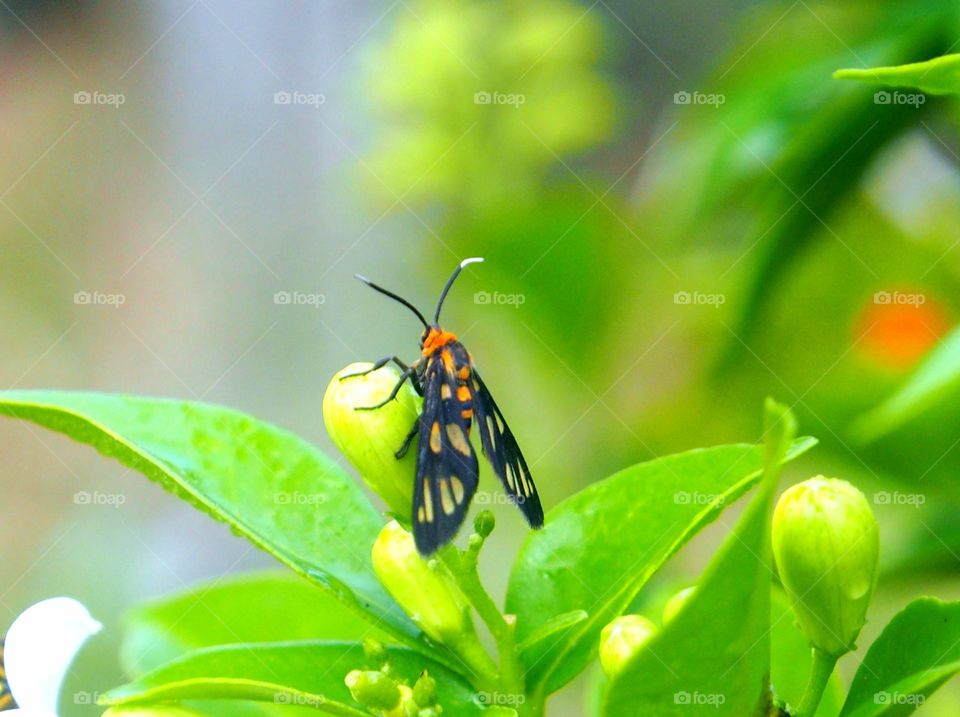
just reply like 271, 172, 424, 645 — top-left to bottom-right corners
435, 257, 483, 324
355, 274, 430, 328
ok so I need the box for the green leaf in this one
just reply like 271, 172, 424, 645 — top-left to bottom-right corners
102, 642, 490, 717
516, 610, 588, 655
601, 399, 796, 716
121, 571, 389, 677
840, 597, 960, 717
507, 435, 816, 695
853, 326, 960, 441
0, 392, 430, 656
835, 54, 960, 95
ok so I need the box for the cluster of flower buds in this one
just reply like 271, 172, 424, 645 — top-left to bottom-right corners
345, 643, 442, 717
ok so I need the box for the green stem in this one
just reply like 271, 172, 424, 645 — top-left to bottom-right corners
441, 543, 531, 715
794, 648, 837, 717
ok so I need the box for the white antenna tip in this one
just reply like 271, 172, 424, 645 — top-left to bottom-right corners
461, 257, 484, 268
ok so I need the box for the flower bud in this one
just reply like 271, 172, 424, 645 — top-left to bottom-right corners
662, 586, 695, 624
474, 510, 496, 539
598, 615, 657, 676
344, 670, 401, 711
412, 671, 437, 708
323, 363, 422, 517
772, 476, 879, 657
372, 521, 475, 645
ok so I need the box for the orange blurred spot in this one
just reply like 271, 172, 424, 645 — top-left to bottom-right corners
855, 292, 951, 369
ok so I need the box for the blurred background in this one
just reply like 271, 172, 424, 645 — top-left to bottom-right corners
3, 0, 960, 713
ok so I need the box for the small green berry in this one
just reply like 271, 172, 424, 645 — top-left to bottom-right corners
344, 669, 401, 711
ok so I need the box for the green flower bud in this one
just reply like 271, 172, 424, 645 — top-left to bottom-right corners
772, 476, 879, 657
413, 671, 438, 708
383, 684, 416, 717
344, 670, 402, 711
662, 586, 695, 624
474, 510, 496, 539
323, 363, 421, 518
598, 614, 657, 676
372, 520, 475, 645
363, 637, 389, 669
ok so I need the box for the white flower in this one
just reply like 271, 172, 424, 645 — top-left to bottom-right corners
2, 598, 101, 716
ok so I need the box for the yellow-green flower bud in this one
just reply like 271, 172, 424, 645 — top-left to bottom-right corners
413, 671, 437, 708
383, 684, 415, 717
344, 670, 401, 711
662, 586, 695, 624
323, 363, 421, 517
372, 521, 475, 645
772, 476, 879, 657
598, 615, 657, 676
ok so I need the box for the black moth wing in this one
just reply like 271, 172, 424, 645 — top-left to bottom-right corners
413, 354, 479, 554
472, 369, 544, 527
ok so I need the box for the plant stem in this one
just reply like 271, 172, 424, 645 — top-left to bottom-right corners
794, 647, 837, 717
441, 544, 531, 715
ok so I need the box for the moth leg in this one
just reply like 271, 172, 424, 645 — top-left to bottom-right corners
340, 355, 410, 381
395, 421, 419, 459
355, 367, 415, 411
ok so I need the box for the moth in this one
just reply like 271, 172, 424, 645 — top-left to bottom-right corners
345, 257, 544, 554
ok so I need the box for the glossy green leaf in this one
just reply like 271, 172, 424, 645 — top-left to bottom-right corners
507, 436, 816, 695
516, 610, 588, 655
601, 399, 795, 716
0, 392, 429, 656
102, 642, 491, 717
835, 54, 960, 95
840, 597, 960, 717
853, 326, 960, 441
121, 571, 388, 677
